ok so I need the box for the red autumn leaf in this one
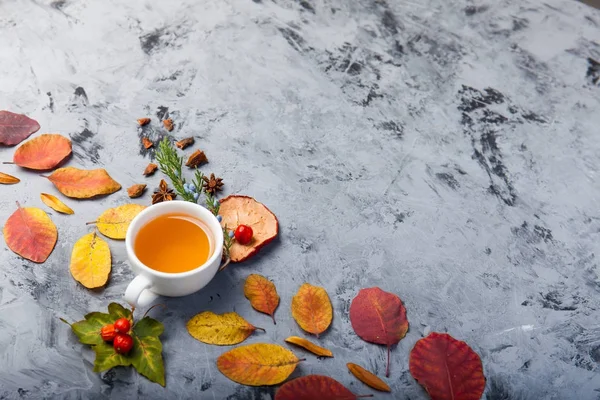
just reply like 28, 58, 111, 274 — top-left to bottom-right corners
349, 287, 408, 377
3, 202, 58, 263
275, 375, 372, 400
13, 134, 72, 170
0, 111, 41, 146
409, 332, 485, 400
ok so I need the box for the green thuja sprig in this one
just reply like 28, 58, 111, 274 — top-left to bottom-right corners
156, 137, 232, 265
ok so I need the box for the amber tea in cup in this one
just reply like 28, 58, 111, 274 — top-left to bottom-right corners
134, 213, 214, 273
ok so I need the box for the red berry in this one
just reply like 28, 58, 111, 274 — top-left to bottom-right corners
101, 324, 116, 342
114, 317, 131, 333
234, 224, 253, 245
113, 333, 134, 354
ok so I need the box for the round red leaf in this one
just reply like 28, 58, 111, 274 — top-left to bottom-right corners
409, 332, 486, 400
275, 375, 361, 400
349, 287, 409, 376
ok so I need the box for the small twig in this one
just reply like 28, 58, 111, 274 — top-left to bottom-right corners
142, 303, 166, 319
58, 317, 72, 326
254, 326, 266, 333
386, 345, 391, 377
218, 256, 231, 272
2, 161, 14, 164
85, 221, 97, 225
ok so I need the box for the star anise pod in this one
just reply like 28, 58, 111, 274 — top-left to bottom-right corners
202, 173, 224, 194
152, 179, 176, 204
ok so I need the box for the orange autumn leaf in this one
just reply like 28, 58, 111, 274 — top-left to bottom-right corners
349, 287, 408, 377
409, 332, 485, 400
3, 202, 57, 263
291, 283, 332, 337
40, 193, 74, 214
347, 363, 391, 392
275, 375, 370, 400
46, 167, 121, 198
217, 343, 302, 386
244, 274, 280, 324
285, 336, 333, 357
0, 172, 20, 184
13, 134, 72, 170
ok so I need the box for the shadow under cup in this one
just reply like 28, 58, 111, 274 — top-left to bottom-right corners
124, 201, 224, 306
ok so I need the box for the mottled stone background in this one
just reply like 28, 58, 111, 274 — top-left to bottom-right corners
1, 0, 600, 399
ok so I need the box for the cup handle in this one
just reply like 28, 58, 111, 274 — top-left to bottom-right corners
124, 275, 158, 307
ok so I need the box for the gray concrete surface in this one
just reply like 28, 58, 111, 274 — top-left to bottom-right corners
1, 0, 600, 399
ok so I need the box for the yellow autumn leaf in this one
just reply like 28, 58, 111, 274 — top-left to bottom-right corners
70, 232, 111, 289
291, 283, 333, 337
0, 172, 20, 184
40, 193, 74, 214
217, 343, 302, 386
285, 336, 333, 357
93, 204, 146, 239
186, 311, 264, 345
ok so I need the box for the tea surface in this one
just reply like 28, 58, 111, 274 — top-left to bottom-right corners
134, 213, 212, 273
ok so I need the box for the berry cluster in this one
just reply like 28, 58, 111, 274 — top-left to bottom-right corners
183, 183, 200, 201
100, 317, 134, 354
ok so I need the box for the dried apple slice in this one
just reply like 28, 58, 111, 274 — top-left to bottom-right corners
218, 195, 279, 262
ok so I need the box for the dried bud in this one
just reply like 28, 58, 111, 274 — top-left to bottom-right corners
127, 184, 147, 198
137, 118, 151, 126
142, 137, 153, 149
175, 137, 194, 150
185, 149, 208, 168
143, 163, 158, 176
163, 119, 174, 131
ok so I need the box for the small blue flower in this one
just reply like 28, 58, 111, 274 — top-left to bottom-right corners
228, 231, 234, 238
190, 184, 197, 193
217, 215, 222, 222
193, 192, 199, 200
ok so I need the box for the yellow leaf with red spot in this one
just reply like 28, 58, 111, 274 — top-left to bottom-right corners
217, 343, 301, 386
291, 283, 333, 337
46, 167, 121, 199
70, 232, 111, 289
13, 134, 72, 170
244, 274, 279, 324
3, 203, 57, 263
187, 311, 263, 345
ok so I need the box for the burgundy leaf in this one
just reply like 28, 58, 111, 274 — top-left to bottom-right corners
0, 111, 40, 146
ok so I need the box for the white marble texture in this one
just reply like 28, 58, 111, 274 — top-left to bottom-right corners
0, 0, 600, 398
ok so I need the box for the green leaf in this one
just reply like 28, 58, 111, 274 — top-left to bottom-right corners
71, 312, 113, 345
92, 342, 131, 372
108, 303, 132, 320
131, 335, 165, 386
133, 317, 164, 337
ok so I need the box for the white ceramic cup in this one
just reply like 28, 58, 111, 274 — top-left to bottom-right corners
124, 201, 224, 307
